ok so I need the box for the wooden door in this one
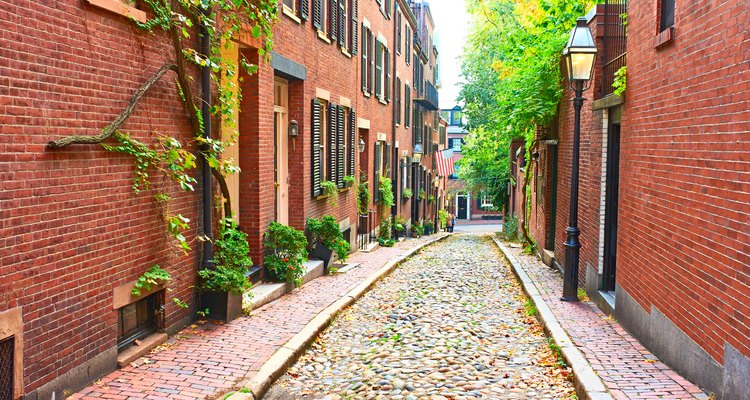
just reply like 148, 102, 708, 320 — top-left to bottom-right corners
274, 79, 290, 225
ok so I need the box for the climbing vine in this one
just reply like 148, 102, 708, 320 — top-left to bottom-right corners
47, 0, 277, 254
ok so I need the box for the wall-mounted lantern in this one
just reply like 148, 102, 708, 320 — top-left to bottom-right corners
358, 137, 366, 153
288, 120, 299, 138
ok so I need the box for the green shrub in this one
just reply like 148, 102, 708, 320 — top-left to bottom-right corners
378, 237, 396, 247
503, 213, 520, 241
357, 179, 370, 215
378, 216, 393, 240
377, 176, 394, 207
438, 209, 448, 229
264, 222, 308, 287
199, 218, 253, 294
307, 215, 350, 262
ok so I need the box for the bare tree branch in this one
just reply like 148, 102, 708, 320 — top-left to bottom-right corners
47, 64, 178, 149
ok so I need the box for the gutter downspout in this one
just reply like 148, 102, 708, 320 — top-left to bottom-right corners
200, 8, 214, 270
391, 10, 399, 233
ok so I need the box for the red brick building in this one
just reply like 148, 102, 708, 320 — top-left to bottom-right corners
522, 1, 750, 397
0, 0, 444, 397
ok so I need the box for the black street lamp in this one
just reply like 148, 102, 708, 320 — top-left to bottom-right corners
561, 17, 597, 301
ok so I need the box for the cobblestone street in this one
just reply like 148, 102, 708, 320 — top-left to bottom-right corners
267, 235, 575, 399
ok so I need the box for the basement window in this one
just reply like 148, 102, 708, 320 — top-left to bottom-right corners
0, 336, 13, 400
117, 293, 157, 352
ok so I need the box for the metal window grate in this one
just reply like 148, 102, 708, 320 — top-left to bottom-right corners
0, 336, 14, 400
600, 0, 627, 98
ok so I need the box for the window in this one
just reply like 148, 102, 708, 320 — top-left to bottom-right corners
481, 194, 493, 207
349, 0, 358, 54
405, 26, 411, 65
395, 6, 402, 54
395, 77, 402, 125
118, 293, 157, 351
451, 110, 462, 126
660, 0, 675, 32
375, 40, 383, 99
282, 0, 295, 11
337, 0, 347, 48
449, 164, 460, 180
449, 138, 462, 152
313, 0, 328, 34
404, 83, 411, 127
361, 25, 373, 94
384, 47, 391, 102
0, 336, 14, 399
312, 99, 356, 195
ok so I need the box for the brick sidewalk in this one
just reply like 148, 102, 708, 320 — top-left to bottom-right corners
504, 245, 709, 400
70, 235, 443, 400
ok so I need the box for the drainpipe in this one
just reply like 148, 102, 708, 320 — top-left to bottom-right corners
390, 9, 399, 233
200, 8, 214, 269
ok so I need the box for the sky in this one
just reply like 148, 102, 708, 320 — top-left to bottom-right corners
428, 0, 471, 109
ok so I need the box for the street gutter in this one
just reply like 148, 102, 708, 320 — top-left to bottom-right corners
490, 236, 614, 400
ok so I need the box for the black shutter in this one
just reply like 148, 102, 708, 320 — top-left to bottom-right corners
337, 106, 345, 188
300, 0, 310, 20
374, 40, 382, 98
374, 142, 381, 203
404, 84, 410, 127
385, 48, 391, 102
396, 8, 401, 54
349, 109, 356, 177
329, 0, 338, 41
369, 30, 374, 93
328, 103, 337, 183
350, 0, 359, 54
395, 77, 401, 124
313, 0, 322, 30
338, 0, 346, 47
311, 99, 323, 197
361, 25, 367, 92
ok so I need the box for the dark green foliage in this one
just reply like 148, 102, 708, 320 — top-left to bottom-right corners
132, 265, 172, 297
199, 218, 253, 294
377, 176, 394, 208
264, 222, 309, 287
307, 216, 351, 262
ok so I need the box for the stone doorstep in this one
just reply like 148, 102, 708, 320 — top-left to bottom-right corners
360, 241, 380, 253
243, 260, 324, 312
116, 332, 168, 368
541, 249, 555, 266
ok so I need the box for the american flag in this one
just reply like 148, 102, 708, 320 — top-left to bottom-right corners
435, 149, 455, 177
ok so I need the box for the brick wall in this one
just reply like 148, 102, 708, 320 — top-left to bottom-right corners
0, 0, 198, 393
619, 0, 750, 364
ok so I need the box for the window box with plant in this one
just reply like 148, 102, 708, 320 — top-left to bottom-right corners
264, 222, 309, 287
320, 180, 338, 206
428, 195, 435, 204
343, 175, 355, 189
306, 215, 350, 271
402, 187, 413, 202
198, 218, 253, 322
418, 188, 426, 201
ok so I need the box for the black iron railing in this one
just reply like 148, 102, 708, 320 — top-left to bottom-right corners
358, 210, 377, 250
600, 0, 627, 98
415, 80, 439, 111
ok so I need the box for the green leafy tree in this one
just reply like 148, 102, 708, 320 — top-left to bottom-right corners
459, 0, 592, 246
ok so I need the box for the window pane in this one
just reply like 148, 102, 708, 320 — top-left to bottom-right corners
660, 0, 675, 31
283, 0, 295, 9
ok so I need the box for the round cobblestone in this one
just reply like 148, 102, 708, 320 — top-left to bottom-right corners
267, 234, 576, 399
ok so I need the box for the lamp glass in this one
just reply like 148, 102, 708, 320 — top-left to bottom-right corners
562, 17, 597, 83
358, 138, 366, 153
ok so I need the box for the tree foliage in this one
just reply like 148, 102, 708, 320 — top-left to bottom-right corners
458, 0, 592, 208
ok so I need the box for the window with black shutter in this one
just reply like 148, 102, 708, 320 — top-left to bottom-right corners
300, 0, 310, 20
395, 5, 401, 55
369, 30, 375, 94
405, 26, 411, 65
338, 0, 347, 47
313, 0, 324, 31
361, 24, 369, 93
337, 105, 346, 188
349, 0, 358, 54
404, 83, 411, 127
311, 99, 323, 196
384, 48, 391, 102
375, 40, 383, 99
329, 0, 338, 41
348, 110, 356, 177
395, 77, 401, 125
660, 0, 675, 32
328, 102, 338, 184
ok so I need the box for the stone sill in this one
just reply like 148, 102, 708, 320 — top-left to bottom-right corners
117, 332, 167, 368
85, 0, 147, 23
654, 27, 675, 49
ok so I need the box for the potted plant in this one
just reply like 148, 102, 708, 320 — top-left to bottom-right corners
343, 175, 356, 189
394, 215, 408, 238
198, 218, 253, 322
264, 222, 308, 287
402, 188, 413, 201
307, 215, 350, 272
424, 221, 434, 235
412, 222, 424, 238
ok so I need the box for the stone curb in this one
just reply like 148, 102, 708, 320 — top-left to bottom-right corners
222, 233, 452, 400
490, 237, 614, 400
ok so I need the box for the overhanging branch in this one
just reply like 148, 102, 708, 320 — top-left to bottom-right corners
47, 64, 178, 149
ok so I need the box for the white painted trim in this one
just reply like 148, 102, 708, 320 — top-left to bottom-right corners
597, 112, 609, 275
357, 118, 370, 129
339, 96, 351, 108
362, 18, 371, 28
377, 33, 388, 46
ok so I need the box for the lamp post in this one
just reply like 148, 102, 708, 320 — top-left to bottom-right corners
561, 17, 597, 302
